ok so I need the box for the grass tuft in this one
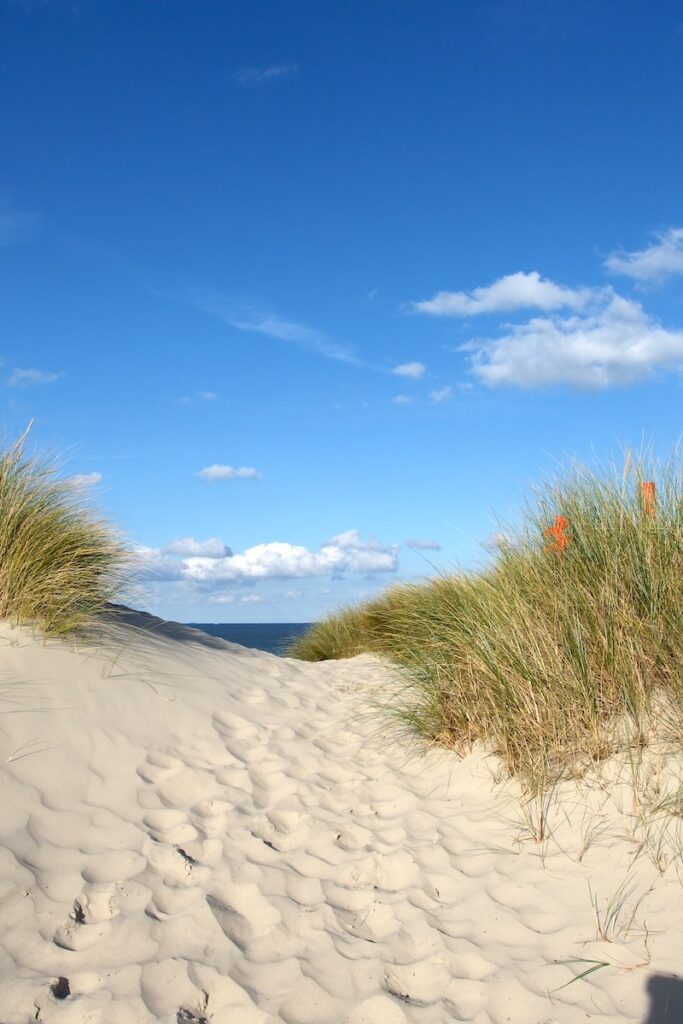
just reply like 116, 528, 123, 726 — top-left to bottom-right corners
288, 451, 683, 791
0, 426, 129, 635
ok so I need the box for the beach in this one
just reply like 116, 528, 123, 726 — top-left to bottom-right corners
0, 607, 681, 1023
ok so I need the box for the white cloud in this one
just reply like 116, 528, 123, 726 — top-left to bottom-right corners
178, 390, 219, 405
136, 529, 398, 587
392, 395, 412, 405
429, 386, 452, 402
209, 593, 263, 605
412, 271, 593, 317
8, 367, 61, 387
162, 537, 231, 558
229, 313, 363, 366
604, 227, 683, 283
392, 362, 425, 379
184, 530, 397, 583
465, 293, 683, 389
405, 537, 441, 551
70, 472, 102, 487
198, 464, 261, 481
188, 286, 364, 367
236, 64, 298, 86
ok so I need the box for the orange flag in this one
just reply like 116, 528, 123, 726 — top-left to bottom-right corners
544, 514, 570, 554
641, 481, 656, 518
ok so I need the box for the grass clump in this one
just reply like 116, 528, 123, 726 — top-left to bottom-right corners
289, 452, 683, 790
0, 427, 129, 635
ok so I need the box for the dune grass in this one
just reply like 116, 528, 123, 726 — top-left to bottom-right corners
288, 453, 683, 791
0, 427, 129, 635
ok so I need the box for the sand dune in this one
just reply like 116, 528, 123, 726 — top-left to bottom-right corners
1, 608, 682, 1023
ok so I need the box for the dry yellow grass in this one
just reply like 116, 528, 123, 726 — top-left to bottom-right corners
0, 427, 129, 635
289, 453, 683, 791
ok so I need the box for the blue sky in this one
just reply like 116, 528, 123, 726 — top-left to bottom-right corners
2, 0, 683, 622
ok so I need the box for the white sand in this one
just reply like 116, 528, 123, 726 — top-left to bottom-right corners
1, 608, 683, 1023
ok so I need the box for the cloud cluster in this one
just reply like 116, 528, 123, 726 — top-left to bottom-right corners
604, 227, 683, 283
465, 293, 683, 389
411, 229, 683, 389
198, 464, 261, 481
412, 271, 592, 317
137, 530, 398, 589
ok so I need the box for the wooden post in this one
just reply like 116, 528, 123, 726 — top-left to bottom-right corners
641, 481, 656, 518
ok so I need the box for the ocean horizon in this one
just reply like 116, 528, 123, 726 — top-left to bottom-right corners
186, 622, 313, 656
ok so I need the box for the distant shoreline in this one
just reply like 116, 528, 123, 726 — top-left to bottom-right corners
186, 621, 313, 656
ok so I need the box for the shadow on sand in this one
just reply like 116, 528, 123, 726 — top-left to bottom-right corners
643, 975, 683, 1023
95, 603, 258, 654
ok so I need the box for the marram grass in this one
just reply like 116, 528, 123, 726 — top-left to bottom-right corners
0, 429, 128, 635
289, 453, 683, 790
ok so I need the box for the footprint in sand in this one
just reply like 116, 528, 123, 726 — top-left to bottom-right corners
143, 808, 198, 846
136, 749, 184, 783
53, 904, 112, 951
206, 881, 281, 950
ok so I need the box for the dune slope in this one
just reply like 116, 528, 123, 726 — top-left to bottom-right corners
0, 609, 682, 1023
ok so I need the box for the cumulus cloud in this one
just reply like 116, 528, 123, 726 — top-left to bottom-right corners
183, 530, 397, 583
236, 64, 298, 86
465, 293, 683, 389
604, 227, 683, 284
70, 472, 102, 487
429, 386, 452, 402
405, 538, 441, 551
210, 593, 263, 605
198, 464, 261, 481
412, 271, 593, 317
392, 362, 425, 379
8, 367, 61, 387
162, 537, 232, 558
392, 395, 412, 405
136, 529, 398, 588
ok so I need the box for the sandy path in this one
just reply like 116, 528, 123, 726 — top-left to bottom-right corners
0, 610, 682, 1023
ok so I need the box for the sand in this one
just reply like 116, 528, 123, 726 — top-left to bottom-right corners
1, 607, 682, 1023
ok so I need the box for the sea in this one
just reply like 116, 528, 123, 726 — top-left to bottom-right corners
186, 622, 313, 656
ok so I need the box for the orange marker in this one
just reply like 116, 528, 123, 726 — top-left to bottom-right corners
641, 481, 656, 518
544, 514, 570, 554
